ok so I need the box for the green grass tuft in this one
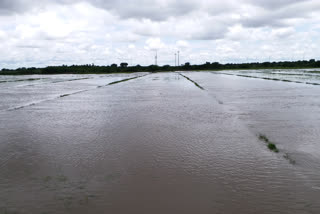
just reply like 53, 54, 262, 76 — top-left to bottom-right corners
258, 134, 269, 143
258, 134, 279, 153
267, 143, 279, 153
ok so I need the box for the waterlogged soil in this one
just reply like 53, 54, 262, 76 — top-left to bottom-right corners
0, 73, 146, 111
219, 68, 320, 85
0, 71, 320, 214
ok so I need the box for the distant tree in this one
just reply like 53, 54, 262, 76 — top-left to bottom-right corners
4, 58, 320, 75
211, 62, 221, 69
148, 65, 159, 72
120, 62, 128, 68
163, 65, 171, 71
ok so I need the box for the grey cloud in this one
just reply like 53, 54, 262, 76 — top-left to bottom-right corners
0, 0, 198, 21
1, 0, 320, 44
0, 0, 79, 15
241, 0, 320, 28
186, 19, 229, 40
246, 0, 310, 10
1, 0, 319, 24
0, 0, 29, 15
90, 0, 199, 21
16, 44, 41, 49
241, 14, 290, 28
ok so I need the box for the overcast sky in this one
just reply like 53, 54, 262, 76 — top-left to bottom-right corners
0, 0, 320, 68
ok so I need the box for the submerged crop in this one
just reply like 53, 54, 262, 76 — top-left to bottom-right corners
258, 134, 279, 153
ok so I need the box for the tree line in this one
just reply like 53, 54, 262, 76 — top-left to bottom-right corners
1, 59, 320, 75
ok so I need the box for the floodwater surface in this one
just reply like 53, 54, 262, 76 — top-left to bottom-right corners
0, 71, 319, 214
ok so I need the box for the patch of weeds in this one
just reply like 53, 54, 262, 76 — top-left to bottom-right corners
87, 194, 96, 199
52, 78, 90, 84
77, 185, 85, 190
59, 94, 70, 98
258, 134, 269, 143
179, 73, 205, 90
237, 74, 259, 79
306, 82, 320, 86
230, 73, 319, 87
65, 78, 90, 82
268, 143, 279, 153
108, 75, 147, 86
56, 175, 68, 182
258, 134, 296, 164
271, 78, 281, 81
1, 78, 42, 84
43, 176, 52, 183
258, 134, 279, 153
283, 153, 296, 165
25, 78, 42, 82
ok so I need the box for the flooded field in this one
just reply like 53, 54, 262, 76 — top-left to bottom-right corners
1, 70, 320, 213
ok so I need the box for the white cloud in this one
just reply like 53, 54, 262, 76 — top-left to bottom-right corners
128, 44, 135, 49
176, 40, 189, 49
144, 38, 165, 50
0, 0, 320, 68
0, 29, 6, 40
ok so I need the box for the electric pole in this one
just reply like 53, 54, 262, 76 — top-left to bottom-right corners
175, 53, 177, 66
178, 51, 180, 66
155, 50, 158, 66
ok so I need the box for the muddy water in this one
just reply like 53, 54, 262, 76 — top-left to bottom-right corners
0, 72, 319, 213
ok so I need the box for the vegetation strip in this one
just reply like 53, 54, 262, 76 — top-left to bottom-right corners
5, 75, 148, 112
219, 72, 320, 86
258, 134, 279, 153
52, 77, 91, 83
7, 100, 49, 111
179, 73, 205, 90
0, 78, 43, 84
108, 76, 140, 85
258, 134, 296, 164
2, 60, 320, 75
107, 75, 147, 86
59, 90, 89, 98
